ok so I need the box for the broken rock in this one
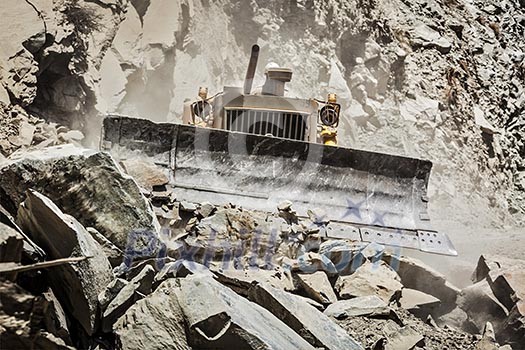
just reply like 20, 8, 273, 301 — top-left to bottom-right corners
248, 282, 363, 349
297, 252, 338, 275
498, 301, 525, 348
155, 260, 213, 286
176, 275, 315, 349
196, 201, 216, 218
385, 255, 459, 312
17, 190, 113, 335
114, 279, 190, 350
0, 280, 74, 350
473, 255, 525, 311
296, 271, 338, 305
335, 261, 403, 303
120, 158, 169, 189
211, 266, 293, 296
87, 227, 123, 267
0, 145, 161, 253
475, 322, 499, 350
42, 288, 71, 345
411, 23, 452, 53
457, 279, 508, 334
98, 278, 128, 312
400, 288, 441, 320
324, 295, 390, 319
384, 325, 424, 350
102, 265, 155, 332
0, 221, 23, 264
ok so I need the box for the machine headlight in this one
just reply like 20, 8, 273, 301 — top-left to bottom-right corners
318, 93, 340, 127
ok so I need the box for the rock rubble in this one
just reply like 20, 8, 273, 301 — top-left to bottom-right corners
0, 145, 521, 349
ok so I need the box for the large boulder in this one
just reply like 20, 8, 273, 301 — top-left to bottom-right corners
335, 261, 403, 304
0, 145, 161, 255
457, 279, 508, 334
176, 274, 315, 349
473, 255, 525, 311
114, 279, 190, 350
384, 254, 460, 313
102, 265, 155, 332
473, 255, 525, 347
17, 190, 113, 335
248, 282, 363, 350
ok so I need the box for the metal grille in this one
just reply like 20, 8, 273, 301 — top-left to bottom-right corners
225, 109, 308, 141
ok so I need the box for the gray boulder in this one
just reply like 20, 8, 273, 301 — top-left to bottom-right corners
296, 271, 338, 305
335, 261, 403, 303
0, 145, 161, 254
102, 265, 155, 332
114, 279, 190, 350
385, 254, 460, 312
324, 295, 390, 319
176, 275, 315, 349
17, 190, 113, 335
457, 279, 508, 334
248, 282, 363, 350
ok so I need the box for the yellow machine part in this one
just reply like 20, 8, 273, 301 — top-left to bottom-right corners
320, 126, 337, 146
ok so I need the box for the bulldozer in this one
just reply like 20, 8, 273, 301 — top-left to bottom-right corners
101, 44, 457, 256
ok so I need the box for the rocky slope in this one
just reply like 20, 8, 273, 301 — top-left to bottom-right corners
0, 0, 523, 228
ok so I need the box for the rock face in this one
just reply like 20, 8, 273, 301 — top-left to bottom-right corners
0, 0, 45, 106
0, 144, 161, 254
17, 190, 113, 335
0, 0, 127, 130
114, 279, 190, 350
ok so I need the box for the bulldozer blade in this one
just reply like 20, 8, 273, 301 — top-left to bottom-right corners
102, 115, 457, 256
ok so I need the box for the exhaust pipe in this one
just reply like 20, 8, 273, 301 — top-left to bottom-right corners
243, 44, 260, 95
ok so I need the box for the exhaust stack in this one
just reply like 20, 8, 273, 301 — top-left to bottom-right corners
243, 44, 260, 95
